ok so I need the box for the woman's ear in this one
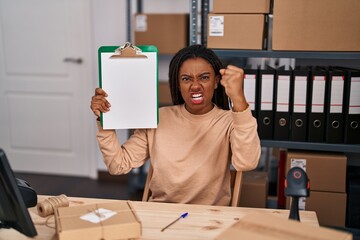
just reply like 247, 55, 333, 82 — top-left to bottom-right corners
214, 75, 220, 89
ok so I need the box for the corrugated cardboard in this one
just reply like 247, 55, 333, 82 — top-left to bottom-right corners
207, 14, 266, 50
134, 14, 188, 55
286, 151, 347, 193
239, 171, 268, 208
286, 191, 347, 228
212, 0, 270, 13
55, 201, 141, 240
272, 0, 360, 51
215, 212, 352, 240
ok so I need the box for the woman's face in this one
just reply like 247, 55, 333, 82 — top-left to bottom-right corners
178, 57, 219, 115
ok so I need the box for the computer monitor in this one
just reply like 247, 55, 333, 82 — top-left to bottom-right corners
0, 149, 37, 237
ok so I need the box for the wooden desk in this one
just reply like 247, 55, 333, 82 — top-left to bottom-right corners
0, 196, 318, 240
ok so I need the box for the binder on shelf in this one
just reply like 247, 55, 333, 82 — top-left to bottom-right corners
98, 43, 158, 129
244, 66, 259, 119
257, 67, 275, 140
307, 67, 327, 142
325, 67, 346, 143
290, 66, 310, 142
273, 66, 292, 141
342, 68, 360, 144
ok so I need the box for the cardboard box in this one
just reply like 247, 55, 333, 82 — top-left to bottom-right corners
213, 0, 270, 13
272, 0, 360, 51
55, 201, 141, 240
134, 14, 188, 55
207, 14, 266, 50
215, 212, 352, 240
285, 151, 347, 193
239, 171, 268, 208
287, 191, 347, 228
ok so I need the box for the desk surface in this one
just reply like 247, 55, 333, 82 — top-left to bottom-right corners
0, 196, 319, 240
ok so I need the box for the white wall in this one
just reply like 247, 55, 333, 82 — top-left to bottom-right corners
91, 0, 190, 171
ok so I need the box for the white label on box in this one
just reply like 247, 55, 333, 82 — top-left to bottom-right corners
209, 16, 224, 36
135, 14, 147, 32
80, 208, 117, 224
290, 159, 307, 210
290, 159, 306, 170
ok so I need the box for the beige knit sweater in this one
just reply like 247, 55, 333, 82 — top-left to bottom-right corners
97, 104, 261, 206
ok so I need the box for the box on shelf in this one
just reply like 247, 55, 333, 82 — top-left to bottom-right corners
207, 14, 266, 50
272, 0, 360, 51
286, 191, 347, 227
212, 0, 270, 13
55, 201, 141, 240
285, 151, 347, 193
239, 171, 268, 208
134, 14, 188, 55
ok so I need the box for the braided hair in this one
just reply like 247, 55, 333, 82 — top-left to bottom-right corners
168, 45, 230, 110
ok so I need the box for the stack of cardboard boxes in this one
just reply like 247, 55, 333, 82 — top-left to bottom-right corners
134, 13, 189, 54
207, 0, 270, 50
272, 0, 360, 51
285, 151, 347, 227
239, 171, 269, 208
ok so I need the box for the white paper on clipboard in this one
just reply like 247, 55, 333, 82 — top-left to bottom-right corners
98, 44, 158, 129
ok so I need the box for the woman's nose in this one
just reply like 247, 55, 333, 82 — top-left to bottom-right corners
190, 79, 201, 89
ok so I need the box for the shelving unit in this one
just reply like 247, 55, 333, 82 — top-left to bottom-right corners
213, 50, 360, 60
191, 0, 360, 154
261, 140, 360, 153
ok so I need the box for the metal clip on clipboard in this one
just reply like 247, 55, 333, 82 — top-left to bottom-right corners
110, 42, 147, 59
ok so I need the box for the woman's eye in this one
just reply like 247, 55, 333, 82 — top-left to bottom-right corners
200, 75, 210, 80
181, 76, 190, 81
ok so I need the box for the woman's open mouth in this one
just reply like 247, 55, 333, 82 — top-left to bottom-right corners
191, 93, 204, 104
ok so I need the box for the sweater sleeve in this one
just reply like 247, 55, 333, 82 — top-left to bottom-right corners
230, 107, 261, 171
96, 121, 150, 175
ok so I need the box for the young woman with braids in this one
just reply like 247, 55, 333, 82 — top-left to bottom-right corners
90, 45, 261, 206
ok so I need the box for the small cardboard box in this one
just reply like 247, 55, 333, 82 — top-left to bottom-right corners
214, 212, 352, 240
239, 171, 268, 208
207, 14, 266, 50
285, 151, 347, 193
272, 0, 360, 51
286, 191, 347, 228
55, 201, 141, 240
213, 0, 270, 13
134, 14, 188, 54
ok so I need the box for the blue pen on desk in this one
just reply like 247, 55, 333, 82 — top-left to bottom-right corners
161, 212, 188, 232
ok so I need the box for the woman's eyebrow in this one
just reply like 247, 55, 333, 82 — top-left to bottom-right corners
179, 71, 210, 77
199, 72, 211, 76
180, 73, 192, 77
